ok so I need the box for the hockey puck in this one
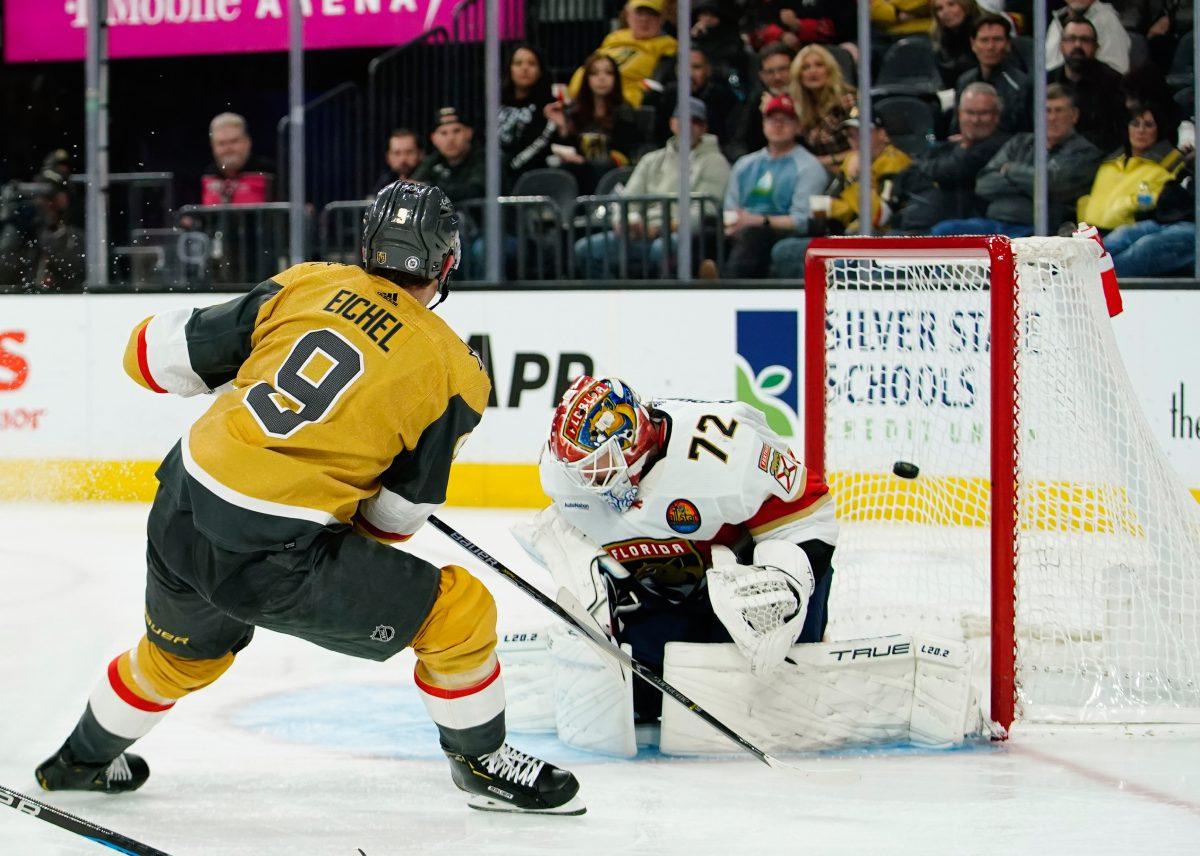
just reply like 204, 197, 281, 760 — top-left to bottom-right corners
893, 461, 920, 479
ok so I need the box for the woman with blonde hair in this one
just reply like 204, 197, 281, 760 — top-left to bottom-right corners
788, 44, 857, 172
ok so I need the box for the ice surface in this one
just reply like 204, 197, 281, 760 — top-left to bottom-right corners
3, 503, 1200, 855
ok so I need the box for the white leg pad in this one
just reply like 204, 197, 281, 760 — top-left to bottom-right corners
660, 635, 979, 754
494, 629, 557, 733
547, 624, 636, 758
911, 636, 978, 748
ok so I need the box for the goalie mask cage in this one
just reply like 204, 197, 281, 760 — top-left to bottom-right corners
803, 236, 1200, 733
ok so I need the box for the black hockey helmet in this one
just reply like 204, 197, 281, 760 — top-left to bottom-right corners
362, 179, 460, 306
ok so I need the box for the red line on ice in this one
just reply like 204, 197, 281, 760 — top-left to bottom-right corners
1014, 743, 1200, 820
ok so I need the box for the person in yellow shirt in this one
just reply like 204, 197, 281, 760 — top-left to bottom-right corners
829, 111, 914, 231
871, 0, 935, 38
1077, 102, 1184, 232
569, 0, 678, 109
34, 181, 585, 816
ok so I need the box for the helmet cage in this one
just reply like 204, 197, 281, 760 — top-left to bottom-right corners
560, 435, 631, 493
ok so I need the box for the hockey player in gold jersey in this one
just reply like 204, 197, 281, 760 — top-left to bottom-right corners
35, 181, 583, 815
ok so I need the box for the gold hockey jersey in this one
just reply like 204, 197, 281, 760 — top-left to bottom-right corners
123, 262, 490, 551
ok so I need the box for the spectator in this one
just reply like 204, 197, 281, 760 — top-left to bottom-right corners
1077, 101, 1184, 231
36, 149, 83, 228
0, 182, 41, 287
871, 0, 934, 38
546, 54, 641, 193
723, 94, 827, 278
933, 84, 1101, 237
748, 0, 854, 52
373, 129, 424, 194
826, 111, 913, 231
412, 107, 489, 205
689, 0, 746, 77
1045, 0, 1131, 74
498, 43, 556, 180
648, 47, 739, 144
770, 110, 913, 277
954, 12, 1030, 132
1104, 168, 1195, 276
201, 113, 275, 205
568, 0, 677, 109
893, 82, 1012, 233
33, 183, 85, 291
1047, 16, 1127, 152
932, 0, 982, 89
789, 44, 858, 173
730, 44, 794, 160
574, 97, 730, 278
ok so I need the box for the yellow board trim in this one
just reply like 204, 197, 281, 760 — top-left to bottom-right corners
0, 460, 162, 502
0, 459, 551, 508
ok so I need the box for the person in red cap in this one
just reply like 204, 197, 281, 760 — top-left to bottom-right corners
722, 93, 827, 278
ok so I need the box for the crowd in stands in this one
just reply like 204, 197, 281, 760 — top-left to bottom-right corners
3, 0, 1199, 287
353, 0, 1200, 278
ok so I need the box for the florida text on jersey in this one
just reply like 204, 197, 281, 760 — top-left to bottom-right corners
541, 399, 837, 601
123, 262, 490, 551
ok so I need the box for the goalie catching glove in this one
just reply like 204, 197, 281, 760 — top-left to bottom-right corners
707, 542, 815, 676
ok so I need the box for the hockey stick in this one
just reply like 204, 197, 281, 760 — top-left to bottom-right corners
0, 783, 173, 856
429, 515, 858, 783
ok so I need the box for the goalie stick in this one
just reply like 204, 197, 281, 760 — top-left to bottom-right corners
428, 515, 858, 783
0, 783, 173, 856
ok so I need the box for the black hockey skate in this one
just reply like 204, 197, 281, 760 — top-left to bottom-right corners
35, 745, 149, 794
446, 743, 584, 815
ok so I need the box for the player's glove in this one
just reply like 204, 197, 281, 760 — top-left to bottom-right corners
707, 542, 815, 677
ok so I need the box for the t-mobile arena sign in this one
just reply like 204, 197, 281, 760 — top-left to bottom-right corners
4, 0, 522, 63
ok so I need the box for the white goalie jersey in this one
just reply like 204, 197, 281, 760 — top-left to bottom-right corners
539, 398, 837, 605
506, 398, 982, 756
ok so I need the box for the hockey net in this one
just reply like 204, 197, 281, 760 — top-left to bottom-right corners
803, 236, 1200, 730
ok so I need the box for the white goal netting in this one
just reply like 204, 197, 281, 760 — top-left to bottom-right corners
817, 237, 1200, 724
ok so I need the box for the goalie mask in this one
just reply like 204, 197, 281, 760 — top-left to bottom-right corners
548, 376, 659, 512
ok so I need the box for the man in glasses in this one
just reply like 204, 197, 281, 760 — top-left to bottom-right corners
1045, 0, 1130, 74
1047, 16, 1127, 153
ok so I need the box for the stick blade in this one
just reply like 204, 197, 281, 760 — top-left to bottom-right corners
553, 587, 629, 683
764, 754, 861, 785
